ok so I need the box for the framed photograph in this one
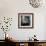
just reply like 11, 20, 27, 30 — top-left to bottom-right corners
18, 13, 34, 29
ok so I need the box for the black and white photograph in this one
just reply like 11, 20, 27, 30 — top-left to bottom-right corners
18, 13, 34, 28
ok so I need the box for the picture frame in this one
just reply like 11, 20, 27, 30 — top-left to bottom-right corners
18, 13, 34, 29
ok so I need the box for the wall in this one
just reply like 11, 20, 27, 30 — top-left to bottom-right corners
0, 0, 46, 40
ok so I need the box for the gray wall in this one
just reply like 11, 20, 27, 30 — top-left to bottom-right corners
0, 0, 46, 40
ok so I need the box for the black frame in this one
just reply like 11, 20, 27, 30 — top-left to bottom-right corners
18, 13, 34, 29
